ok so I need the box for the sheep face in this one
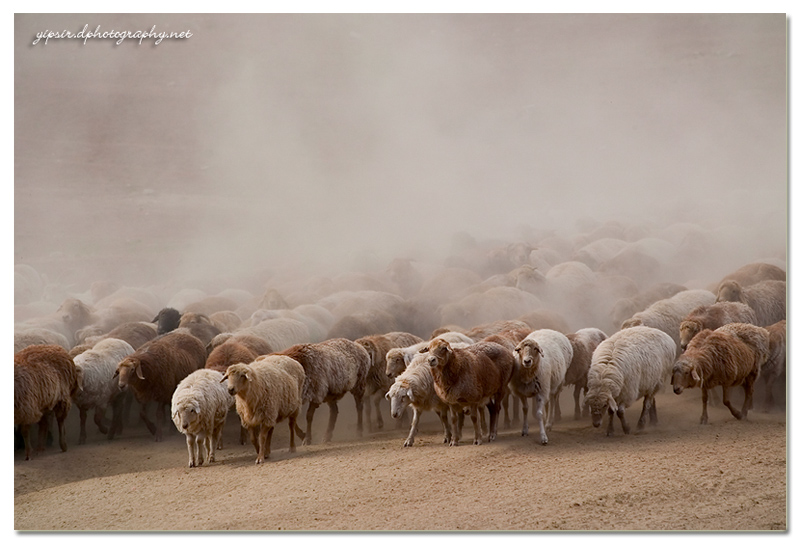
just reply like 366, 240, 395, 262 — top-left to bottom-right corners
221, 364, 250, 397
586, 394, 617, 428
716, 281, 742, 303
679, 321, 702, 351
385, 350, 406, 379
514, 340, 542, 370
172, 400, 201, 432
423, 339, 451, 369
115, 358, 144, 391
386, 382, 412, 419
671, 360, 700, 395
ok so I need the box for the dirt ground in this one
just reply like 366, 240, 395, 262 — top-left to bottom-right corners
13, 384, 787, 532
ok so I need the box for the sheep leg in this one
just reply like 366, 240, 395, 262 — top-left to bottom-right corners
353, 393, 364, 438
255, 425, 273, 464
288, 414, 297, 453
700, 388, 710, 424
139, 402, 158, 438
605, 407, 616, 436
741, 373, 758, 419
617, 406, 631, 435
436, 407, 452, 444
154, 403, 166, 442
649, 397, 658, 425
451, 410, 464, 446
54, 402, 69, 453
553, 389, 562, 422
186, 434, 198, 468
479, 406, 488, 439
487, 400, 499, 443
78, 407, 88, 445
637, 396, 650, 430
404, 406, 421, 447
21, 424, 32, 460
520, 395, 529, 436
573, 385, 582, 420
94, 406, 109, 435
323, 400, 339, 444
37, 413, 51, 453
763, 372, 776, 412
501, 391, 511, 429
304, 402, 319, 446
248, 427, 259, 452
364, 393, 374, 433
536, 395, 548, 445
512, 395, 520, 426
722, 386, 743, 420
239, 425, 248, 446
470, 404, 482, 445
582, 386, 590, 418
108, 393, 125, 440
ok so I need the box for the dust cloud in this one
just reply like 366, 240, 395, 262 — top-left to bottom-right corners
14, 13, 786, 296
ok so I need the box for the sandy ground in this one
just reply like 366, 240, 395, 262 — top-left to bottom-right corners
13, 385, 786, 532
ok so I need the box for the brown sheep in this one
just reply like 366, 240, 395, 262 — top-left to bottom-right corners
355, 331, 424, 432
711, 262, 786, 293
14, 345, 82, 460
83, 321, 158, 351
715, 280, 786, 327
482, 329, 532, 428
671, 323, 769, 424
279, 338, 371, 445
464, 320, 532, 342
760, 320, 786, 412
206, 333, 275, 357
563, 328, 608, 421
115, 332, 207, 441
516, 309, 572, 334
205, 340, 259, 373
421, 339, 514, 446
678, 302, 758, 351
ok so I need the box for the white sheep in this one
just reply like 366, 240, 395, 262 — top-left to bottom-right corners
221, 355, 305, 464
72, 338, 135, 444
171, 369, 235, 467
510, 329, 573, 445
585, 326, 676, 436
385, 331, 474, 380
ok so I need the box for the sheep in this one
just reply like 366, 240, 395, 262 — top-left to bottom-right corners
671, 323, 769, 424
83, 321, 158, 351
14, 345, 82, 460
562, 328, 608, 420
152, 307, 182, 335
207, 333, 274, 358
355, 331, 424, 432
438, 286, 543, 330
620, 289, 716, 356
279, 338, 370, 445
72, 338, 136, 444
711, 262, 786, 293
231, 318, 311, 353
760, 320, 786, 412
171, 369, 235, 467
15, 297, 98, 348
205, 340, 259, 373
72, 297, 154, 343
609, 283, 687, 329
171, 322, 221, 347
585, 326, 676, 436
14, 328, 71, 354
385, 331, 475, 379
481, 330, 531, 428
678, 302, 758, 351
516, 309, 572, 334
326, 310, 400, 341
115, 332, 207, 441
421, 339, 514, 446
221, 356, 305, 463
464, 319, 531, 342
509, 329, 572, 445
208, 310, 243, 333
715, 279, 786, 327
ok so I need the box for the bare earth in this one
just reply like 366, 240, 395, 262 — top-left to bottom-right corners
13, 386, 786, 532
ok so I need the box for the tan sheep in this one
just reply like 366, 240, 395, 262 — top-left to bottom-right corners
671, 323, 769, 424
760, 320, 786, 412
562, 327, 608, 420
221, 355, 305, 463
678, 301, 758, 351
715, 280, 786, 327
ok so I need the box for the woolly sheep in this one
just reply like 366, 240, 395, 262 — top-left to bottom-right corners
355, 331, 424, 432
464, 320, 531, 342
231, 318, 311, 353
620, 289, 716, 356
385, 331, 475, 380
510, 330, 572, 445
14, 345, 82, 460
171, 369, 235, 467
279, 338, 370, 445
115, 332, 207, 441
679, 302, 758, 351
83, 321, 158, 351
672, 323, 769, 424
422, 339, 514, 446
72, 338, 136, 444
609, 283, 687, 329
562, 328, 608, 420
715, 280, 786, 327
711, 262, 785, 293
207, 333, 274, 358
760, 320, 786, 412
205, 340, 258, 373
585, 326, 676, 436
152, 307, 182, 335
221, 356, 305, 463
14, 328, 71, 354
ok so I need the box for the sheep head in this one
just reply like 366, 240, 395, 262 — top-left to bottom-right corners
172, 398, 202, 432
620, 317, 643, 329
421, 338, 451, 369
671, 358, 701, 395
179, 312, 213, 328
385, 348, 406, 379
514, 339, 542, 370
115, 357, 144, 391
679, 320, 702, 352
221, 363, 250, 397
585, 391, 617, 428
59, 298, 92, 326
386, 380, 412, 419
716, 280, 742, 303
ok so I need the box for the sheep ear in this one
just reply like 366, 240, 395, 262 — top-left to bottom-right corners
691, 369, 700, 383
407, 390, 415, 402
608, 399, 618, 413
135, 362, 145, 380
419, 346, 429, 353
385, 392, 391, 401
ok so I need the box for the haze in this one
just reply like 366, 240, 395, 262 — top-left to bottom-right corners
14, 13, 786, 294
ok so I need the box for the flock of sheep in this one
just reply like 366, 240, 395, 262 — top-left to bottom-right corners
13, 219, 787, 466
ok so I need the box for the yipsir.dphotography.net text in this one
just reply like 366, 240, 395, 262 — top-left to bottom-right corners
32, 24, 192, 46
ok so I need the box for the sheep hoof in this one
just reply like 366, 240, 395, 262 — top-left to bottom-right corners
521, 430, 528, 437
541, 438, 548, 445
403, 440, 413, 447
474, 439, 482, 445
449, 440, 459, 447
188, 462, 195, 468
